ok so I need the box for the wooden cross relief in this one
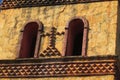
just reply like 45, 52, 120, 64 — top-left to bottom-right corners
39, 27, 64, 57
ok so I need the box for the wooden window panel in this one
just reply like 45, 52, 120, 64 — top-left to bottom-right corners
63, 17, 89, 56
17, 20, 43, 58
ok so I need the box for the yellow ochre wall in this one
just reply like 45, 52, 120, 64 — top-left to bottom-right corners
0, 75, 115, 80
0, 1, 118, 59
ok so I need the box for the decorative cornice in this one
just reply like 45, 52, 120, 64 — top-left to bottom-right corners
0, 0, 116, 10
0, 55, 117, 78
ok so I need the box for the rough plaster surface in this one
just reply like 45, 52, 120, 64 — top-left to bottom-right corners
0, 1, 118, 59
0, 75, 115, 80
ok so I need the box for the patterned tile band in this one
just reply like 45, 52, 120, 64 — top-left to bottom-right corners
0, 56, 117, 78
0, 0, 114, 10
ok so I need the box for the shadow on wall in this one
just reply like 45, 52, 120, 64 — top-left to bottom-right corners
115, 1, 120, 80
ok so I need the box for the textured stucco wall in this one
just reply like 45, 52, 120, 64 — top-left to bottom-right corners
0, 1, 118, 59
0, 75, 115, 80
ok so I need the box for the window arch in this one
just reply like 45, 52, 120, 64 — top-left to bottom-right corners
18, 21, 43, 58
63, 17, 89, 56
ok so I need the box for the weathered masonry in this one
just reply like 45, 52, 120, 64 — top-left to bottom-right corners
0, 0, 120, 80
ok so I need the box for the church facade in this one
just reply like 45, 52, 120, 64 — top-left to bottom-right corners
0, 0, 119, 80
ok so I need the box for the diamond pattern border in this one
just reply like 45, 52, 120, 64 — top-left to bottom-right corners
0, 56, 117, 78
1, 0, 114, 10
0, 62, 115, 77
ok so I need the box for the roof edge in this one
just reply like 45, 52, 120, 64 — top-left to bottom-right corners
0, 0, 117, 10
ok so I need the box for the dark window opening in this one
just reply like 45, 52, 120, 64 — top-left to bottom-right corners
19, 22, 38, 58
66, 19, 84, 56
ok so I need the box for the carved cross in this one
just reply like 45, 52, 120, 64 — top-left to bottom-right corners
39, 27, 64, 57
42, 27, 64, 48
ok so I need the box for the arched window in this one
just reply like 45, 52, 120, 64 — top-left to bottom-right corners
18, 21, 43, 58
63, 17, 89, 56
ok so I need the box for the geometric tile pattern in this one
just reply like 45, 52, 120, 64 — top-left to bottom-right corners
0, 60, 116, 78
39, 46, 61, 57
1, 0, 112, 10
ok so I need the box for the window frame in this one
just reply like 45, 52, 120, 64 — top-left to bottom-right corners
63, 17, 89, 56
17, 20, 43, 58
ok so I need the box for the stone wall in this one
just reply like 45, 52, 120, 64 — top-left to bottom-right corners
0, 1, 118, 59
